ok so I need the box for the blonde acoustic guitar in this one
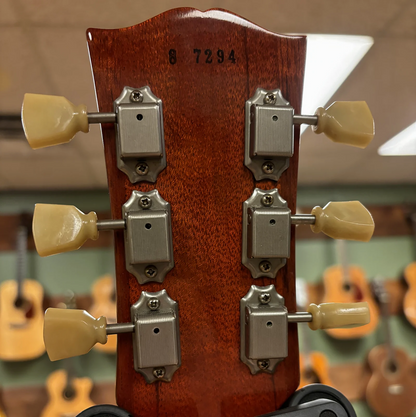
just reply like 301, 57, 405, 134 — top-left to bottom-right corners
89, 275, 117, 354
0, 225, 44, 360
323, 240, 379, 339
41, 369, 95, 417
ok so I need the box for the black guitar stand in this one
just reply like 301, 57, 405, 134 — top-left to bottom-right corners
76, 384, 355, 417
76, 404, 132, 416
260, 384, 356, 417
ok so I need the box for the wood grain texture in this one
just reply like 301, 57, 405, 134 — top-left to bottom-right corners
87, 8, 306, 416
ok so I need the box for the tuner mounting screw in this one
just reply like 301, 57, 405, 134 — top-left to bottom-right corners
145, 265, 158, 279
259, 293, 271, 304
259, 261, 272, 274
153, 367, 166, 379
130, 90, 143, 103
257, 359, 270, 370
261, 194, 274, 207
264, 93, 276, 105
262, 161, 275, 175
147, 298, 160, 311
135, 162, 149, 176
139, 196, 152, 209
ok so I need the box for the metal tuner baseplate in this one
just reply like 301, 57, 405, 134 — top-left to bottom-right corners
129, 290, 181, 383
122, 190, 174, 284
240, 285, 288, 375
114, 86, 166, 183
240, 285, 316, 375
242, 188, 290, 278
245, 88, 294, 181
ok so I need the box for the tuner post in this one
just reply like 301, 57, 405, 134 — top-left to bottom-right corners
21, 86, 167, 183
242, 188, 375, 278
44, 290, 181, 384
32, 190, 174, 285
245, 88, 375, 181
241, 285, 370, 375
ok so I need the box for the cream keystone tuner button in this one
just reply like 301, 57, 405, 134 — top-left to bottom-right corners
312, 101, 374, 149
309, 201, 374, 242
22, 94, 89, 149
44, 308, 108, 361
33, 204, 100, 257
305, 302, 370, 330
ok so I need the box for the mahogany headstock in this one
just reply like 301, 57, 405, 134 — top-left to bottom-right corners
87, 8, 305, 416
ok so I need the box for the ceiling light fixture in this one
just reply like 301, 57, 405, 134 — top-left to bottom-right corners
301, 35, 374, 134
378, 121, 416, 156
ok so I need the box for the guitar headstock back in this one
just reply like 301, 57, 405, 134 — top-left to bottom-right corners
87, 8, 305, 416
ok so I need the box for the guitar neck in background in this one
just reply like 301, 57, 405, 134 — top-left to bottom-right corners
336, 239, 351, 286
373, 279, 396, 367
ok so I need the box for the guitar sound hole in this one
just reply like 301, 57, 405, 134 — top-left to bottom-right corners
145, 223, 152, 229
303, 368, 321, 383
14, 297, 24, 309
387, 360, 398, 374
136, 114, 143, 121
63, 386, 76, 400
153, 327, 160, 334
14, 297, 34, 318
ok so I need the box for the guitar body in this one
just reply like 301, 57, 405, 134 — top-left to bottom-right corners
88, 8, 305, 416
0, 279, 44, 360
89, 275, 117, 353
366, 345, 416, 417
41, 369, 95, 417
322, 265, 378, 339
403, 262, 416, 327
299, 352, 332, 388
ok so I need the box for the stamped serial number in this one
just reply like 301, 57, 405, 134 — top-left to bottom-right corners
168, 49, 236, 65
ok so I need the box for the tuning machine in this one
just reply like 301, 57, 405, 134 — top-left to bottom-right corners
245, 88, 375, 180
44, 290, 181, 383
241, 285, 370, 375
242, 188, 374, 278
21, 86, 165, 183
32, 190, 174, 284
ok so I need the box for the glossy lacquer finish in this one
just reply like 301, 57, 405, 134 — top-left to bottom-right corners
87, 9, 306, 417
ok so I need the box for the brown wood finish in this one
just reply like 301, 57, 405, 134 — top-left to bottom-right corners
87, 9, 306, 416
366, 345, 416, 417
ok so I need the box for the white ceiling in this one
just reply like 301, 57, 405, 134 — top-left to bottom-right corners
0, 0, 415, 190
